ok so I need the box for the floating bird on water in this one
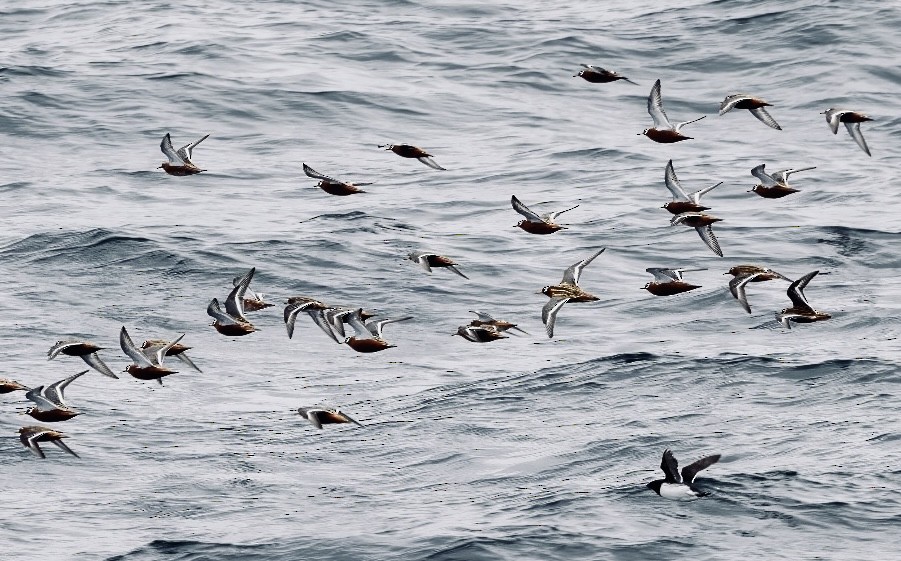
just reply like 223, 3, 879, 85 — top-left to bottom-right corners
298, 407, 364, 429
661, 160, 722, 215
777, 271, 831, 328
48, 340, 118, 379
719, 93, 782, 130
19, 426, 79, 459
302, 163, 372, 196
408, 251, 469, 279
541, 249, 605, 338
378, 144, 446, 170
670, 212, 723, 257
159, 132, 209, 176
141, 338, 202, 373
120, 327, 184, 383
208, 268, 258, 336
343, 309, 412, 353
642, 267, 704, 296
454, 324, 508, 343
750, 164, 816, 199
640, 79, 705, 143
726, 265, 791, 314
822, 108, 872, 156
0, 379, 28, 394
647, 449, 720, 500
24, 370, 87, 423
469, 311, 528, 335
511, 195, 579, 235
573, 64, 637, 85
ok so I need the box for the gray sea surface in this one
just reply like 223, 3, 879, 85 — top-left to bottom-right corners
2, 1, 900, 559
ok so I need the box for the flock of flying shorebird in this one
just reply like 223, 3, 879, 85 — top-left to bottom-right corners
5, 63, 870, 499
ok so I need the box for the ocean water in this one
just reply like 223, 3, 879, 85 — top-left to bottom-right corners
2, 1, 900, 559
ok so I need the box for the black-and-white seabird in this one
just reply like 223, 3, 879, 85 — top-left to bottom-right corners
647, 449, 721, 500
